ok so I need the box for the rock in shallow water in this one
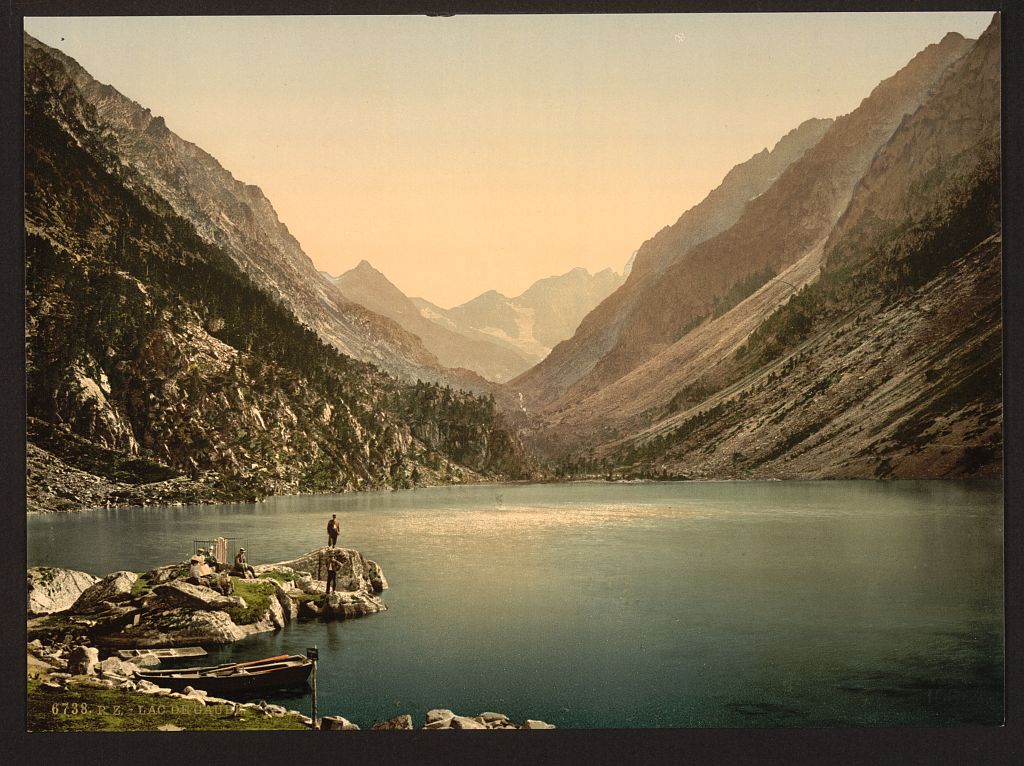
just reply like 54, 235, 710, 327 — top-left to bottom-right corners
372, 714, 413, 730
321, 715, 360, 731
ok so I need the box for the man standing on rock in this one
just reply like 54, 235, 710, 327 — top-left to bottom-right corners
327, 514, 340, 548
326, 551, 341, 594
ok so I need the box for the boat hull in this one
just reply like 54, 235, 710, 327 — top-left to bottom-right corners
135, 659, 313, 694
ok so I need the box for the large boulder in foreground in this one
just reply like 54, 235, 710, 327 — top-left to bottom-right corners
27, 567, 99, 615
71, 571, 138, 614
265, 547, 387, 593
99, 608, 249, 647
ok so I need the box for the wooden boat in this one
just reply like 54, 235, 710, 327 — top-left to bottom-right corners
117, 647, 208, 661
134, 654, 313, 694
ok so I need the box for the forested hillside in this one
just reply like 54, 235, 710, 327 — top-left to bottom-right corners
25, 50, 533, 511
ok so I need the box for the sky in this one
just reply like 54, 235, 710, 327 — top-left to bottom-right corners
25, 13, 993, 308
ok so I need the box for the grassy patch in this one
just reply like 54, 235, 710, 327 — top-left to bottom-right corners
258, 570, 296, 584
290, 592, 321, 604
130, 573, 152, 597
228, 579, 275, 625
27, 678, 307, 731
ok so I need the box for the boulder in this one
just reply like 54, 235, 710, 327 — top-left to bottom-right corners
268, 579, 295, 622
98, 656, 139, 679
141, 564, 187, 587
297, 600, 321, 620
372, 714, 414, 730
450, 715, 487, 730
66, 645, 99, 675
264, 591, 286, 629
522, 719, 556, 729
72, 571, 138, 614
425, 708, 456, 726
295, 575, 326, 596
478, 712, 509, 724
129, 652, 161, 667
322, 591, 387, 620
27, 567, 100, 615
320, 715, 360, 731
152, 581, 247, 611
366, 560, 388, 592
105, 608, 248, 647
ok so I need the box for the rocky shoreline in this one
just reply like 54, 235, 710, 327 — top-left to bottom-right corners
27, 547, 389, 648
27, 546, 553, 731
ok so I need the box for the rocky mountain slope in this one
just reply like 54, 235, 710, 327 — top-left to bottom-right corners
414, 267, 625, 374
25, 42, 534, 512
511, 32, 974, 411
325, 261, 534, 382
547, 17, 1001, 479
24, 33, 484, 391
508, 118, 833, 409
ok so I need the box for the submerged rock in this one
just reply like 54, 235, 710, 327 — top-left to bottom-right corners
27, 567, 100, 615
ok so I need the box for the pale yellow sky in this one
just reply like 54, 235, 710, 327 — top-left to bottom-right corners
26, 13, 993, 307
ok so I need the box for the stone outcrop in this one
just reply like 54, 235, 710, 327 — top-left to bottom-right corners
372, 714, 414, 730
321, 715, 360, 731
152, 581, 247, 612
71, 571, 138, 614
104, 608, 249, 648
366, 560, 388, 593
27, 567, 99, 615
416, 709, 554, 730
322, 590, 387, 620
266, 547, 387, 593
66, 645, 99, 675
27, 548, 387, 648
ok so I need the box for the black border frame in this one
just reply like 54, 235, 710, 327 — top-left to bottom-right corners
2, 2, 1019, 763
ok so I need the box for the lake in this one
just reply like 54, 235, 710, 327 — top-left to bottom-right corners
27, 480, 1004, 728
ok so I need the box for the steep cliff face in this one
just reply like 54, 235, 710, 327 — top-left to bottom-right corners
508, 117, 833, 409
328, 261, 533, 383
25, 40, 533, 511
548, 17, 1001, 479
512, 32, 973, 411
24, 33, 483, 391
823, 17, 1001, 272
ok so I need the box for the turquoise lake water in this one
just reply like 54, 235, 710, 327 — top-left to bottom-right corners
27, 480, 1004, 728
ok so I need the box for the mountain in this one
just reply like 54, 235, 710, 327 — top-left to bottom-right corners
325, 261, 534, 383
23, 34, 484, 391
543, 17, 1001, 479
413, 267, 625, 375
24, 35, 533, 512
511, 31, 974, 411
